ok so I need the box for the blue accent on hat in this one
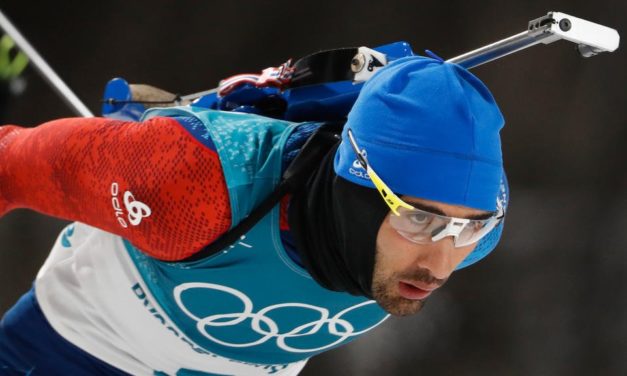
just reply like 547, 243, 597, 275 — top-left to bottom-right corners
456, 172, 509, 269
334, 56, 505, 211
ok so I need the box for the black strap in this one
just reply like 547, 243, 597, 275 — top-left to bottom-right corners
181, 122, 342, 262
290, 48, 358, 88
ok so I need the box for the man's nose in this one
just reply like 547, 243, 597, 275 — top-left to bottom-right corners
415, 237, 457, 280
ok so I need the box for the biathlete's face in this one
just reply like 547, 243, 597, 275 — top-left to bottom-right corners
372, 195, 492, 316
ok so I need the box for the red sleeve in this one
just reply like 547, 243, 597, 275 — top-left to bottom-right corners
0, 116, 231, 261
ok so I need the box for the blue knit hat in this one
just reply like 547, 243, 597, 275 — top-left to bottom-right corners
334, 56, 505, 211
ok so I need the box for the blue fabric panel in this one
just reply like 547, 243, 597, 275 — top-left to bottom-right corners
0, 288, 130, 376
171, 116, 218, 152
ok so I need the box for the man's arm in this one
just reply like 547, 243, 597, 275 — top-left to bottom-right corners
0, 116, 232, 260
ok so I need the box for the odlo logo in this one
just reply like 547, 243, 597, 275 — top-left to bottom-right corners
111, 182, 152, 228
349, 151, 370, 180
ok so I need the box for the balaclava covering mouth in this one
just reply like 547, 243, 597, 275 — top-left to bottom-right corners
290, 56, 508, 297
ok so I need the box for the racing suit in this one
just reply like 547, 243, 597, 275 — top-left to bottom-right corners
0, 108, 388, 376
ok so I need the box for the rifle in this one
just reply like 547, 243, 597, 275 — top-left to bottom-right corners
1, 10, 618, 120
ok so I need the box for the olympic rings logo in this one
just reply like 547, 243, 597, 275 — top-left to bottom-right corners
173, 283, 388, 353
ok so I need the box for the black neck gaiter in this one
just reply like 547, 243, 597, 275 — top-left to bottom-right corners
288, 144, 390, 298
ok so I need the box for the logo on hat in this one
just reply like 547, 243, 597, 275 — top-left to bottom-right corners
349, 150, 370, 180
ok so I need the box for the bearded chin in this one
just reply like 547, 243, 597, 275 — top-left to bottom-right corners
371, 275, 427, 316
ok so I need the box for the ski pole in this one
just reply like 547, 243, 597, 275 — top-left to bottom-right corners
0, 9, 93, 117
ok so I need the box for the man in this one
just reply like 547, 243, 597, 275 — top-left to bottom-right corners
0, 56, 507, 375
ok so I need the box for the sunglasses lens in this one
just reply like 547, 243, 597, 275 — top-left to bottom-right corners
455, 218, 500, 247
390, 208, 446, 243
390, 208, 500, 247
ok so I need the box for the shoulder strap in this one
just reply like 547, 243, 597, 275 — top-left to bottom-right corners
181, 122, 342, 262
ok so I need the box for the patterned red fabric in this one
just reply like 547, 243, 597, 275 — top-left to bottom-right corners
0, 116, 231, 261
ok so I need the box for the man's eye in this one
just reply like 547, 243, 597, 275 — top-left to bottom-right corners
409, 214, 430, 224
471, 221, 483, 230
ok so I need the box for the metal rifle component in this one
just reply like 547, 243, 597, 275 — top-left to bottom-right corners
0, 9, 93, 117
351, 47, 388, 83
0, 9, 619, 118
177, 12, 619, 103
447, 11, 620, 69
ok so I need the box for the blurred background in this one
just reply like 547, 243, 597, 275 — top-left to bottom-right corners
0, 0, 625, 375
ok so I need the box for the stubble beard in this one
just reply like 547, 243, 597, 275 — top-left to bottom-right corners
371, 256, 427, 317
